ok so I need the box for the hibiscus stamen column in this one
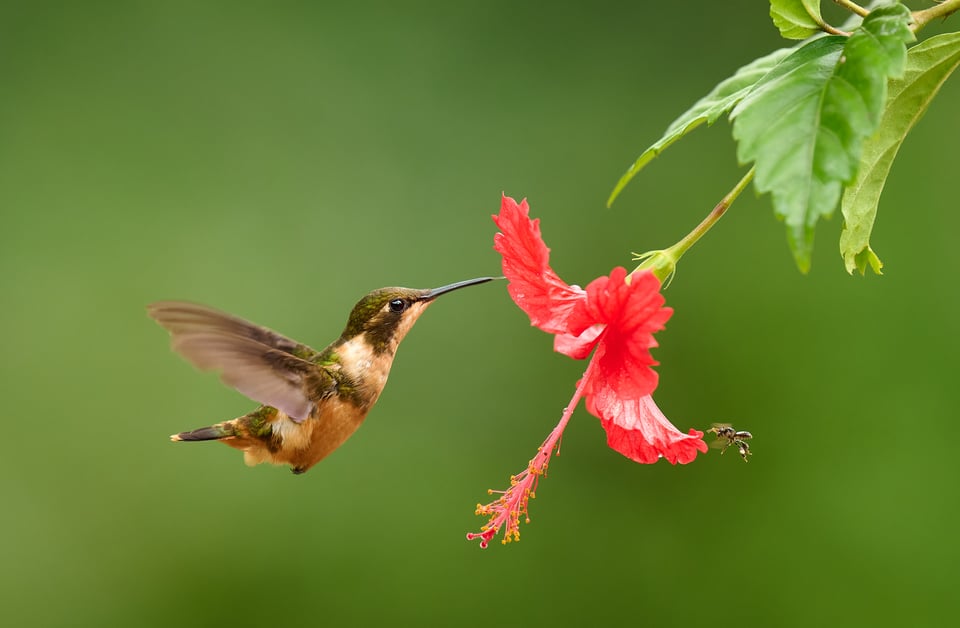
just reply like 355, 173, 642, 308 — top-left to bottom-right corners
467, 361, 594, 547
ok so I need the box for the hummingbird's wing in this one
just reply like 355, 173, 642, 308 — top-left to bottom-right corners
148, 301, 335, 422
148, 301, 321, 359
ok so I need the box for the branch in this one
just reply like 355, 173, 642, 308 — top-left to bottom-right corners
833, 0, 870, 18
913, 0, 960, 33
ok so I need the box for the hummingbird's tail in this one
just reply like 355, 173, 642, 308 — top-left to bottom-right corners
170, 422, 236, 442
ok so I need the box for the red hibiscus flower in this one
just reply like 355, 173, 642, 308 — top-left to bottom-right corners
494, 195, 705, 463
467, 195, 706, 548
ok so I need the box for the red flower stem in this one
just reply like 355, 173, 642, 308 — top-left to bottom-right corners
468, 358, 599, 547
541, 358, 595, 459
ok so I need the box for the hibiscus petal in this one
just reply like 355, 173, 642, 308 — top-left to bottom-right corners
553, 325, 603, 359
493, 195, 586, 335
585, 392, 707, 465
574, 268, 673, 399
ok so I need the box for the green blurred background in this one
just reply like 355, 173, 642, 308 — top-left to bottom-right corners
2, 2, 958, 626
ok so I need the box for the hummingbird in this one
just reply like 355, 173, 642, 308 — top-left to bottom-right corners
148, 277, 495, 474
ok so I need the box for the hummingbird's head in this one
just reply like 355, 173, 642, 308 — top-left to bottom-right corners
341, 277, 496, 354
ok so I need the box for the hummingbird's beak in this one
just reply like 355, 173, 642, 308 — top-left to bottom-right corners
421, 276, 500, 301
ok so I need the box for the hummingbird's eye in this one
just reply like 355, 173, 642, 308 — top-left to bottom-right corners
388, 299, 406, 313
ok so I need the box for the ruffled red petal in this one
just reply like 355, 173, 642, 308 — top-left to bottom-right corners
493, 195, 585, 335
585, 392, 707, 465
573, 268, 672, 400
553, 325, 603, 359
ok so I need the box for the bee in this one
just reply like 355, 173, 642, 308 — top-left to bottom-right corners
707, 423, 753, 462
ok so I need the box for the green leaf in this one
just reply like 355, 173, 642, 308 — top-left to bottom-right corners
840, 32, 960, 275
770, 0, 824, 40
607, 47, 792, 207
730, 3, 913, 272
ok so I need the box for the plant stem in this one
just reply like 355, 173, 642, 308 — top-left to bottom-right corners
664, 166, 754, 260
913, 0, 960, 33
817, 20, 852, 36
633, 167, 755, 283
806, 3, 851, 36
833, 0, 869, 18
